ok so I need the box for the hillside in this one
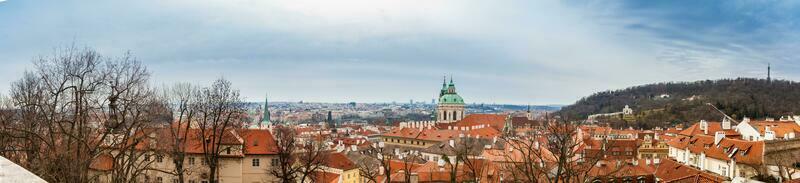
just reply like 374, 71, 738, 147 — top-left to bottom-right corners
559, 78, 800, 129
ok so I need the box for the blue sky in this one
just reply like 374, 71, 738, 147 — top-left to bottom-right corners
1, 0, 799, 105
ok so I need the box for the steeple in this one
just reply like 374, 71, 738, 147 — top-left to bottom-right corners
261, 93, 271, 128
440, 76, 447, 97
446, 77, 456, 94
328, 111, 337, 134
526, 104, 532, 120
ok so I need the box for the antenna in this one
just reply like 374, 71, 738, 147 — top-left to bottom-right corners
767, 63, 771, 82
705, 103, 738, 123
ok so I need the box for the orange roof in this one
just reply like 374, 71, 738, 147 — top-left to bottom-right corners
238, 129, 279, 155
666, 134, 764, 165
383, 128, 461, 142
589, 159, 657, 178
748, 121, 800, 138
324, 153, 357, 170
655, 158, 725, 183
89, 154, 114, 171
314, 171, 340, 183
441, 114, 507, 131
678, 122, 739, 137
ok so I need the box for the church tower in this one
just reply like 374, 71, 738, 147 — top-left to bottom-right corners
254, 93, 272, 129
436, 77, 465, 123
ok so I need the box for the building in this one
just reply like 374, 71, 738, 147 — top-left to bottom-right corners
736, 117, 800, 141
89, 128, 281, 183
636, 132, 669, 159
436, 77, 465, 123
252, 94, 272, 129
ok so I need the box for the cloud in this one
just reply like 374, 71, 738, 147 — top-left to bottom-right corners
0, 0, 798, 104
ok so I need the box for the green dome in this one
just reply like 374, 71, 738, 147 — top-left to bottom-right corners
439, 93, 464, 104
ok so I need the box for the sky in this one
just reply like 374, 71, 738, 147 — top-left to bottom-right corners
1, 0, 799, 105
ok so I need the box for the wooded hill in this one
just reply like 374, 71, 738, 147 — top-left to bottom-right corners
559, 78, 800, 129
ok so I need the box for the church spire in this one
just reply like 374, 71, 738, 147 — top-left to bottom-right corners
262, 93, 271, 127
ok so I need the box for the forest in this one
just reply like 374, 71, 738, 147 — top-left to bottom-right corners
559, 78, 800, 129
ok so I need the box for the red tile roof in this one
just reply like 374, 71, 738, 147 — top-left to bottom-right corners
314, 171, 340, 183
678, 122, 739, 137
324, 153, 357, 170
748, 121, 800, 138
440, 114, 507, 131
666, 134, 764, 165
89, 153, 114, 171
238, 129, 279, 155
655, 158, 725, 183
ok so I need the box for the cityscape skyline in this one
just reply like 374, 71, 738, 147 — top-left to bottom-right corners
1, 0, 799, 105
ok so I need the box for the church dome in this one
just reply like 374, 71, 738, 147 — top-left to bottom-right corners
439, 93, 464, 104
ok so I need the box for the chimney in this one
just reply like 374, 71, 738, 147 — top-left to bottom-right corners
765, 126, 775, 140
742, 117, 751, 124
722, 118, 731, 130
700, 120, 709, 134
714, 131, 725, 145
410, 172, 419, 183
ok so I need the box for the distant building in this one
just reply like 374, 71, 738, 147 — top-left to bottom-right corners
436, 77, 465, 123
251, 94, 272, 129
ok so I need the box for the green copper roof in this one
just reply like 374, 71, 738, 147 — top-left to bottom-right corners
437, 76, 464, 104
439, 93, 464, 104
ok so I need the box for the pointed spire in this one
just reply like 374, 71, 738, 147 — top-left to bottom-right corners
449, 75, 454, 84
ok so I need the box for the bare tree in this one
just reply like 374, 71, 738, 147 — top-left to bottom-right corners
398, 151, 422, 183
0, 46, 159, 182
500, 117, 621, 183
193, 78, 247, 183
450, 137, 485, 182
268, 126, 329, 183
350, 152, 382, 183
150, 83, 201, 183
360, 141, 395, 183
270, 126, 300, 183
296, 136, 329, 183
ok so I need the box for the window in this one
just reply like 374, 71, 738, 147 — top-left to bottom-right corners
145, 154, 151, 161
226, 147, 231, 154
252, 159, 260, 167
156, 155, 164, 163
271, 158, 279, 166
189, 157, 195, 165
157, 177, 163, 183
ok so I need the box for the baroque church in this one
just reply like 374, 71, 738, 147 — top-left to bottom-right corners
436, 77, 466, 123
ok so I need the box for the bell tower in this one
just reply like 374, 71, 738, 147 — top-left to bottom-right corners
436, 76, 465, 123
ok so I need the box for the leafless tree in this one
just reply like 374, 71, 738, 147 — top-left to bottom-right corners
500, 117, 621, 183
360, 141, 395, 183
350, 152, 382, 183
151, 83, 201, 183
450, 137, 485, 182
399, 151, 422, 183
296, 136, 329, 183
0, 46, 160, 182
193, 78, 247, 183
270, 126, 300, 183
